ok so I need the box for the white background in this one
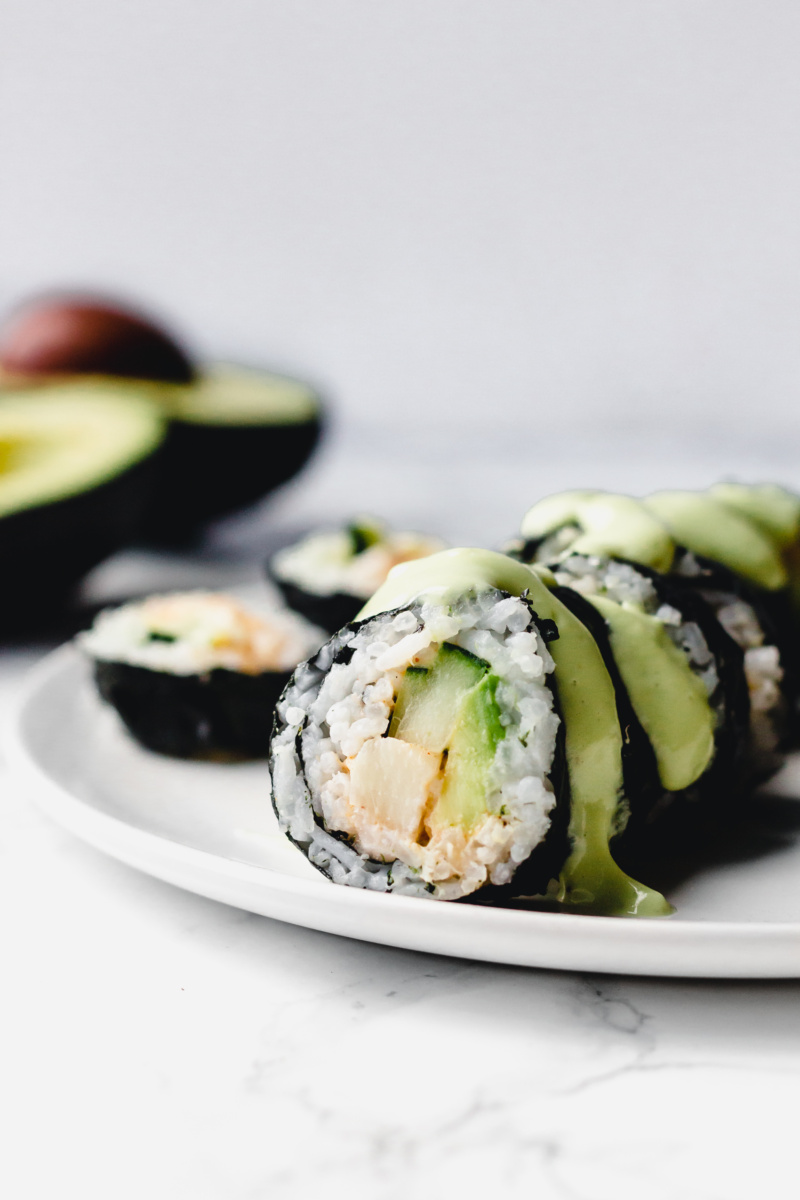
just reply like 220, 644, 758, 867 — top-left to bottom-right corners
3, 1, 800, 446
3, 10, 800, 1198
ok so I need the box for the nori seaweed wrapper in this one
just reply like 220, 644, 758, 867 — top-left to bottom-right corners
95, 660, 289, 758
671, 549, 800, 740
269, 575, 364, 635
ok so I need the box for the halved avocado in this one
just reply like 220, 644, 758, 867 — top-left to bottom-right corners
138, 364, 323, 543
0, 384, 165, 623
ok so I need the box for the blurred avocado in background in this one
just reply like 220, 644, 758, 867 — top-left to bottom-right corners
0, 292, 324, 546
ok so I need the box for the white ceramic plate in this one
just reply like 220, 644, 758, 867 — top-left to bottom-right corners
8, 644, 800, 977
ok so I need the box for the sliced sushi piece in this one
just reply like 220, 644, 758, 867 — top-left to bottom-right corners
669, 551, 793, 766
517, 484, 800, 595
547, 555, 750, 827
270, 548, 673, 916
268, 517, 446, 633
0, 383, 165, 624
82, 591, 324, 758
515, 486, 798, 755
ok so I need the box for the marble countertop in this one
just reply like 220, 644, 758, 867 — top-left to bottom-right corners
3, 430, 800, 1200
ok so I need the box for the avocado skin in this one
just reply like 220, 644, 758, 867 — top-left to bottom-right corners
0, 299, 194, 384
0, 453, 160, 629
95, 660, 290, 758
140, 413, 323, 544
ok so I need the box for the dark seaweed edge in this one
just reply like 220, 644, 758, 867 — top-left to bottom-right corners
94, 660, 290, 759
550, 583, 663, 831
268, 572, 365, 635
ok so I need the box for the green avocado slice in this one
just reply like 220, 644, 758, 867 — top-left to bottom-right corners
151, 364, 320, 428
430, 673, 506, 834
0, 383, 166, 622
0, 384, 164, 516
138, 364, 323, 542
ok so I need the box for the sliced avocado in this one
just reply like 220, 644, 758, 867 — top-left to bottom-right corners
389, 643, 488, 752
0, 384, 165, 623
0, 385, 163, 515
2, 357, 324, 543
157, 364, 319, 427
137, 364, 323, 543
429, 674, 505, 833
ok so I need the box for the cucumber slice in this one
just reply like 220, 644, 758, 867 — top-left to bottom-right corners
389, 643, 488, 753
430, 674, 505, 833
347, 517, 383, 555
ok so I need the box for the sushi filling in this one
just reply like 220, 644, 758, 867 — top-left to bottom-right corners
81, 591, 323, 676
271, 590, 561, 899
271, 518, 445, 600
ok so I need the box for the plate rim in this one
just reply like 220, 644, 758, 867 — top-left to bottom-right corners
7, 643, 800, 978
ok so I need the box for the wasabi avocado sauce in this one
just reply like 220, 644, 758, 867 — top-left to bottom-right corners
709, 483, 800, 550
362, 548, 671, 917
645, 491, 787, 591
520, 491, 676, 575
588, 596, 715, 793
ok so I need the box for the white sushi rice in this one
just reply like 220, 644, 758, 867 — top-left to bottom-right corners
270, 590, 561, 900
711, 595, 784, 754
673, 550, 785, 749
81, 591, 325, 676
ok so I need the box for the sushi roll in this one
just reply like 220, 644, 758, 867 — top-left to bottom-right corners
268, 517, 446, 633
544, 554, 750, 826
82, 591, 324, 758
513, 485, 800, 760
270, 548, 689, 916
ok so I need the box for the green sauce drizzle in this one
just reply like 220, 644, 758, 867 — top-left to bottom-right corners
520, 491, 675, 573
645, 491, 787, 590
588, 596, 715, 792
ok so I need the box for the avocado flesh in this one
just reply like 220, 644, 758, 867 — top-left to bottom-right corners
430, 674, 505, 833
0, 386, 164, 517
0, 385, 165, 625
153, 364, 320, 427
9, 366, 324, 542
389, 643, 503, 836
137, 364, 323, 542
